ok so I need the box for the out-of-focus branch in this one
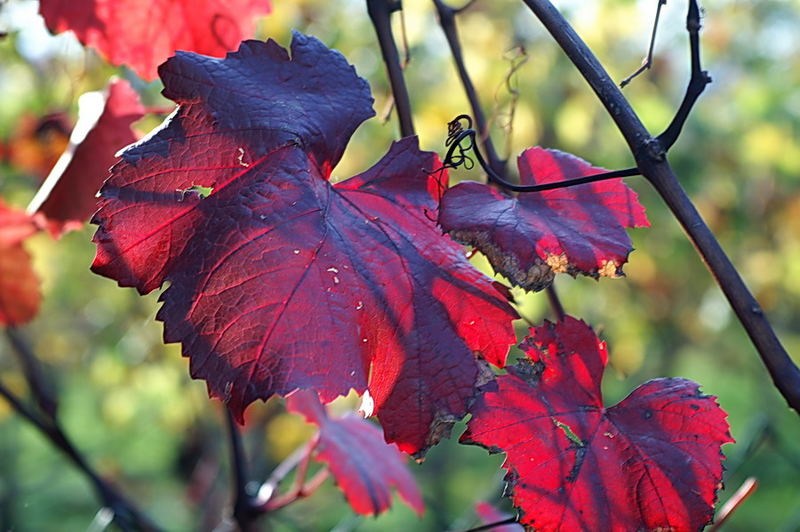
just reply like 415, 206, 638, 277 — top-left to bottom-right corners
6, 327, 57, 417
225, 409, 260, 532
367, 0, 415, 137
0, 331, 160, 531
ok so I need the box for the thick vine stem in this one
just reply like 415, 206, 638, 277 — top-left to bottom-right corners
366, 0, 415, 137
521, 0, 800, 413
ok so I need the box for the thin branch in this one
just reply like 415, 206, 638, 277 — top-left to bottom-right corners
367, 0, 415, 137
433, 0, 506, 177
458, 516, 519, 532
620, 0, 667, 88
0, 377, 159, 531
520, 0, 800, 414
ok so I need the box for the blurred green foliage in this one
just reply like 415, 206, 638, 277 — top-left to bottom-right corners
1, 0, 800, 530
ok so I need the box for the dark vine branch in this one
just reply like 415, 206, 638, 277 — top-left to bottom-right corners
443, 114, 640, 193
0, 330, 160, 531
520, 0, 800, 414
367, 0, 415, 137
656, 0, 712, 152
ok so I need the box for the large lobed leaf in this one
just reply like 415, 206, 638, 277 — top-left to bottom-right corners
462, 317, 733, 532
40, 0, 271, 81
91, 34, 517, 456
28, 79, 144, 237
287, 390, 424, 516
439, 148, 649, 291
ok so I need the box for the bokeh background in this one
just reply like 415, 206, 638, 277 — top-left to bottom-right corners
1, 0, 799, 530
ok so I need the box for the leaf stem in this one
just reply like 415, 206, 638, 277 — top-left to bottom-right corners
709, 477, 758, 531
256, 436, 329, 512
520, 0, 800, 414
367, 0, 416, 137
444, 123, 640, 193
254, 442, 310, 506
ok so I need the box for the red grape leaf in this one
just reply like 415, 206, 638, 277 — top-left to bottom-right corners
461, 316, 733, 532
39, 0, 271, 81
439, 148, 649, 291
287, 390, 424, 516
0, 199, 40, 325
29, 79, 144, 238
90, 34, 518, 457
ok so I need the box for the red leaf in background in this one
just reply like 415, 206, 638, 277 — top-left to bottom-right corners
28, 79, 144, 238
439, 148, 649, 291
39, 0, 271, 81
0, 199, 40, 325
1, 112, 70, 180
287, 390, 424, 516
474, 502, 523, 532
462, 317, 733, 532
0, 199, 38, 247
91, 34, 517, 456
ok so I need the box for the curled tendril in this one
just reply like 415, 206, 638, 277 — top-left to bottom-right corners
443, 115, 477, 171
446, 114, 472, 146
